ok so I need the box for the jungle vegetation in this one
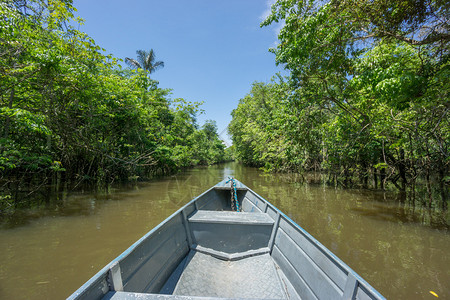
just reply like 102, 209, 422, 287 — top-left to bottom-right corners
0, 0, 226, 206
229, 0, 448, 203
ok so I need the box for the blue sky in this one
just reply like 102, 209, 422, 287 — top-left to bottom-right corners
73, 0, 285, 145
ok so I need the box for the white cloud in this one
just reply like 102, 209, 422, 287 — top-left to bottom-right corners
260, 0, 277, 22
260, 0, 285, 45
272, 20, 285, 36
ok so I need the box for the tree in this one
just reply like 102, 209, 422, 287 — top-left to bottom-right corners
262, 0, 449, 53
0, 1, 226, 207
229, 0, 448, 200
125, 49, 164, 77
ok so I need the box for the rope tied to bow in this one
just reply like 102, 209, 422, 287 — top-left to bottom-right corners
225, 177, 240, 212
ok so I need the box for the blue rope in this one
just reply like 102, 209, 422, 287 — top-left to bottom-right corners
225, 177, 240, 212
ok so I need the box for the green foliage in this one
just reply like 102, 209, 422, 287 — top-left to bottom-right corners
230, 0, 448, 192
229, 81, 291, 171
0, 0, 226, 201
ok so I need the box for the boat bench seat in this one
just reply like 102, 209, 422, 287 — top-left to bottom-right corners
188, 210, 274, 225
187, 211, 275, 255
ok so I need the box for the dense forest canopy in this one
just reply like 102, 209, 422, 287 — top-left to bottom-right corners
229, 0, 448, 201
0, 0, 227, 206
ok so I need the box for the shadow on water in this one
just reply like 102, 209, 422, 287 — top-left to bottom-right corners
350, 201, 449, 230
345, 188, 449, 231
0, 184, 138, 229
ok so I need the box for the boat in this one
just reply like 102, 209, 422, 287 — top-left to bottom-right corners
68, 178, 385, 300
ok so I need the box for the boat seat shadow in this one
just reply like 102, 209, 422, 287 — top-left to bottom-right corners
196, 188, 247, 211
188, 210, 274, 255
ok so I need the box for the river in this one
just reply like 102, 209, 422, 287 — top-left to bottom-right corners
0, 162, 448, 299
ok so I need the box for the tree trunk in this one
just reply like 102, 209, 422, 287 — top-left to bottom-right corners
360, 161, 369, 188
373, 167, 378, 189
426, 169, 432, 209
438, 167, 447, 210
398, 148, 407, 191
380, 167, 386, 190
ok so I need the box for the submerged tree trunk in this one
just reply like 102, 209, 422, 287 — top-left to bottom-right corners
426, 169, 432, 208
380, 167, 386, 190
438, 167, 448, 210
373, 167, 378, 189
399, 148, 407, 191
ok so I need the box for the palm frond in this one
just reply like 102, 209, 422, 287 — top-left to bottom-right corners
145, 49, 156, 70
136, 50, 148, 68
149, 61, 164, 73
125, 57, 142, 69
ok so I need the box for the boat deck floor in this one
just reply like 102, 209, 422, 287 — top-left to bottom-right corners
172, 251, 287, 299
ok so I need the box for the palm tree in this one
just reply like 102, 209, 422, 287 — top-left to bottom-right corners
125, 49, 164, 77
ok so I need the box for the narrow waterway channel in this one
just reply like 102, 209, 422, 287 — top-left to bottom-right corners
0, 162, 448, 299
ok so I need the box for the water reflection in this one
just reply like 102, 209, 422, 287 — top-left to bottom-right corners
0, 162, 448, 299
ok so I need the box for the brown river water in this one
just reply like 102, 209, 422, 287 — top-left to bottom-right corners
0, 162, 449, 299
